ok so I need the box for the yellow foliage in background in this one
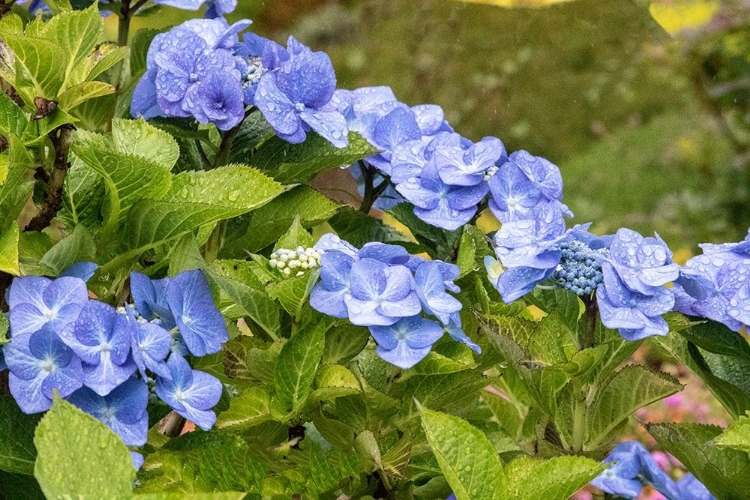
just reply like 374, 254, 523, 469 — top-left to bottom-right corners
649, 0, 720, 34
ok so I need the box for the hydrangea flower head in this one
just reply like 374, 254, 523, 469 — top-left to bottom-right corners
551, 240, 608, 296
331, 86, 399, 143
344, 258, 421, 326
605, 229, 680, 295
591, 442, 644, 498
166, 269, 228, 357
367, 107, 423, 174
310, 249, 356, 319
487, 161, 543, 223
67, 377, 149, 447
369, 316, 444, 369
4, 328, 83, 414
255, 36, 348, 147
433, 136, 505, 186
126, 307, 172, 380
65, 301, 136, 396
155, 354, 223, 431
395, 163, 488, 230
183, 65, 245, 130
413, 261, 462, 325
8, 276, 88, 337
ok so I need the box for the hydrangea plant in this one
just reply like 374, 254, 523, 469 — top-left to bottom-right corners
0, 2, 747, 500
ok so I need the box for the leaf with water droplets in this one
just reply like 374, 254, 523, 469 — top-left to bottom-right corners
34, 396, 135, 499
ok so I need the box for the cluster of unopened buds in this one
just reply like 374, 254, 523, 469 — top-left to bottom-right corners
269, 247, 323, 277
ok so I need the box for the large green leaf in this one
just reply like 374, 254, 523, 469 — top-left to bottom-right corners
34, 397, 135, 499
57, 81, 116, 111
59, 156, 105, 228
221, 185, 340, 256
502, 456, 605, 500
72, 131, 172, 232
36, 3, 102, 88
715, 416, 750, 454
267, 269, 319, 318
0, 33, 67, 99
273, 321, 326, 417
328, 206, 416, 249
208, 260, 281, 338
0, 164, 33, 233
0, 91, 27, 138
0, 221, 20, 275
137, 432, 267, 494
0, 395, 40, 475
215, 386, 273, 431
419, 406, 505, 500
249, 131, 376, 184
586, 365, 681, 449
39, 224, 95, 276
112, 118, 180, 171
648, 422, 750, 500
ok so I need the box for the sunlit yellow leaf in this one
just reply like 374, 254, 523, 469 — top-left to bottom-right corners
649, 0, 719, 35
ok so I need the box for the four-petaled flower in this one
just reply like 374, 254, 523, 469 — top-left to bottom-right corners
8, 276, 88, 337
156, 354, 223, 431
369, 316, 444, 369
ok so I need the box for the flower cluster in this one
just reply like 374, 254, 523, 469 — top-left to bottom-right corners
591, 441, 715, 500
132, 17, 349, 145
309, 233, 480, 369
0, 268, 227, 466
269, 246, 322, 277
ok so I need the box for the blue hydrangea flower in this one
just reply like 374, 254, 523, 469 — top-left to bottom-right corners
310, 250, 356, 319
166, 270, 229, 357
155, 354, 223, 431
411, 104, 447, 136
672, 238, 750, 331
126, 308, 171, 380
487, 160, 543, 223
366, 107, 423, 175
314, 233, 358, 256
8, 276, 88, 337
605, 229, 680, 296
369, 316, 444, 369
676, 474, 716, 500
330, 86, 400, 143
433, 136, 505, 186
357, 242, 411, 266
205, 0, 236, 18
344, 259, 421, 326
389, 135, 434, 184
413, 261, 462, 325
131, 452, 145, 471
4, 328, 83, 414
67, 377, 149, 447
64, 301, 136, 396
60, 262, 99, 282
130, 272, 176, 329
445, 314, 481, 353
235, 33, 285, 105
551, 240, 608, 296
597, 265, 674, 340
591, 442, 644, 498
395, 163, 488, 231
183, 66, 245, 130
255, 37, 348, 147
509, 150, 564, 201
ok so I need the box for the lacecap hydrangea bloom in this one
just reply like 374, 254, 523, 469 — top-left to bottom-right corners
0, 268, 227, 465
309, 234, 479, 369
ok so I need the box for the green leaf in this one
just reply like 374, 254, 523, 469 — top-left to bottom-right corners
164, 164, 284, 206
456, 224, 493, 276
130, 28, 161, 77
134, 494, 246, 500
72, 131, 172, 232
586, 365, 682, 449
112, 118, 180, 171
679, 320, 750, 362
0, 395, 41, 475
310, 364, 361, 402
59, 155, 104, 228
715, 416, 750, 454
329, 206, 415, 249
0, 312, 8, 344
34, 396, 135, 499
37, 4, 102, 88
502, 456, 605, 500
221, 185, 340, 256
274, 215, 314, 251
0, 221, 20, 275
226, 111, 273, 163
273, 321, 326, 417
648, 422, 750, 499
39, 224, 95, 276
0, 163, 33, 233
208, 260, 281, 338
137, 432, 267, 494
0, 91, 27, 138
86, 45, 128, 81
43, 0, 73, 14
419, 406, 505, 500
0, 33, 67, 99
267, 270, 319, 318
57, 81, 115, 110
215, 386, 273, 431
0, 471, 44, 499
321, 325, 370, 365
167, 232, 205, 277
250, 131, 376, 184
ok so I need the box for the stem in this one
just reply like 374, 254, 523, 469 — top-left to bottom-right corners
25, 125, 74, 232
581, 294, 599, 350
213, 107, 257, 169
159, 411, 186, 438
117, 0, 132, 47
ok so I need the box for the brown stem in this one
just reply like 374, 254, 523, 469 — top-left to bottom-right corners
25, 125, 75, 232
581, 294, 599, 350
158, 411, 186, 438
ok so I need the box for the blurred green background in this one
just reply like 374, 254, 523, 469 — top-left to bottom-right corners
116, 0, 750, 252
